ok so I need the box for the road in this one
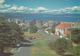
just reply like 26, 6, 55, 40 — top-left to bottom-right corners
12, 46, 31, 56
37, 31, 58, 41
12, 31, 58, 56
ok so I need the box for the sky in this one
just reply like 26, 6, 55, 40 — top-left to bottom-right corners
0, 0, 80, 14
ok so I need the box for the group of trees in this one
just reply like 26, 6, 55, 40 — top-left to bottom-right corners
70, 28, 80, 56
0, 17, 24, 54
48, 38, 73, 55
71, 28, 80, 43
23, 25, 38, 33
49, 28, 80, 56
29, 26, 38, 33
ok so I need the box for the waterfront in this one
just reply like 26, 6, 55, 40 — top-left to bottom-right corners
20, 16, 80, 22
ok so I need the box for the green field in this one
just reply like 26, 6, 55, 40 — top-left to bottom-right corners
24, 32, 46, 39
31, 40, 61, 56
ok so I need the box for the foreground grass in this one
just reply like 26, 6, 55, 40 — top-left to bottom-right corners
31, 40, 61, 56
24, 32, 46, 39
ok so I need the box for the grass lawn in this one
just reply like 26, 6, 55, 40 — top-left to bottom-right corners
24, 32, 46, 39
31, 40, 61, 56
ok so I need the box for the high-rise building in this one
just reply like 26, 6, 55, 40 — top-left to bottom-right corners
36, 20, 43, 28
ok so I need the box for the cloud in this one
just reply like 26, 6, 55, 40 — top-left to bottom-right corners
0, 0, 5, 3
35, 7, 47, 11
0, 4, 11, 8
0, 0, 11, 8
0, 5, 80, 14
34, 7, 47, 13
58, 6, 80, 14
8, 4, 17, 10
0, 10, 7, 12
6, 4, 34, 13
33, 6, 80, 14
0, 0, 80, 14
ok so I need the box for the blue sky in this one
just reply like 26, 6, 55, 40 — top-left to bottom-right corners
0, 0, 80, 14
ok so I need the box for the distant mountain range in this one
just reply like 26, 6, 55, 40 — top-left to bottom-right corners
0, 13, 80, 19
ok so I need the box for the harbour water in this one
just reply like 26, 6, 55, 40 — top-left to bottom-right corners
20, 16, 80, 22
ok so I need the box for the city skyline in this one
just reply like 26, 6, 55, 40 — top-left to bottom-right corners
0, 0, 80, 14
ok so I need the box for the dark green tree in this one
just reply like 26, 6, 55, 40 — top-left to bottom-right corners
48, 41, 55, 50
0, 18, 12, 54
49, 38, 69, 55
0, 17, 24, 54
51, 27, 55, 33
71, 28, 80, 43
10, 23, 24, 42
30, 26, 38, 33
73, 45, 80, 56
66, 40, 73, 53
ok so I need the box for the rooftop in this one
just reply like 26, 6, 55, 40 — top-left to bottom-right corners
56, 22, 72, 29
64, 30, 70, 34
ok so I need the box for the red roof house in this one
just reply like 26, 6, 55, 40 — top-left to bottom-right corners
56, 22, 72, 29
55, 22, 72, 37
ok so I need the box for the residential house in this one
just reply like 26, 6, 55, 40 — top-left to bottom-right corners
55, 22, 73, 38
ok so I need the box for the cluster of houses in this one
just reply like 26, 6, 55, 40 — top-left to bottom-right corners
7, 18, 60, 28
7, 18, 43, 28
7, 18, 80, 39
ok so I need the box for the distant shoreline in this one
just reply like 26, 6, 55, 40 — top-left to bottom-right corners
20, 16, 80, 22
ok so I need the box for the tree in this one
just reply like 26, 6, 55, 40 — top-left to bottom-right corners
10, 23, 24, 42
51, 27, 55, 33
48, 41, 55, 50
49, 38, 69, 55
23, 27, 29, 32
0, 17, 24, 54
71, 28, 80, 43
30, 26, 38, 33
0, 18, 12, 54
66, 40, 73, 53
73, 45, 80, 56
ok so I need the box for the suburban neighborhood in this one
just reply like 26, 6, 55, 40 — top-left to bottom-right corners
0, 18, 77, 56
0, 0, 80, 56
0, 17, 80, 56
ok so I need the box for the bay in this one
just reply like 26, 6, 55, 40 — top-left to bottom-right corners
20, 16, 80, 22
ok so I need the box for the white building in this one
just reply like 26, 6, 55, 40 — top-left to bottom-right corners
55, 22, 73, 37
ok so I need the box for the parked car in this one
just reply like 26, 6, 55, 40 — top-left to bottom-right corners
28, 37, 36, 40
32, 37, 36, 39
16, 42, 22, 47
